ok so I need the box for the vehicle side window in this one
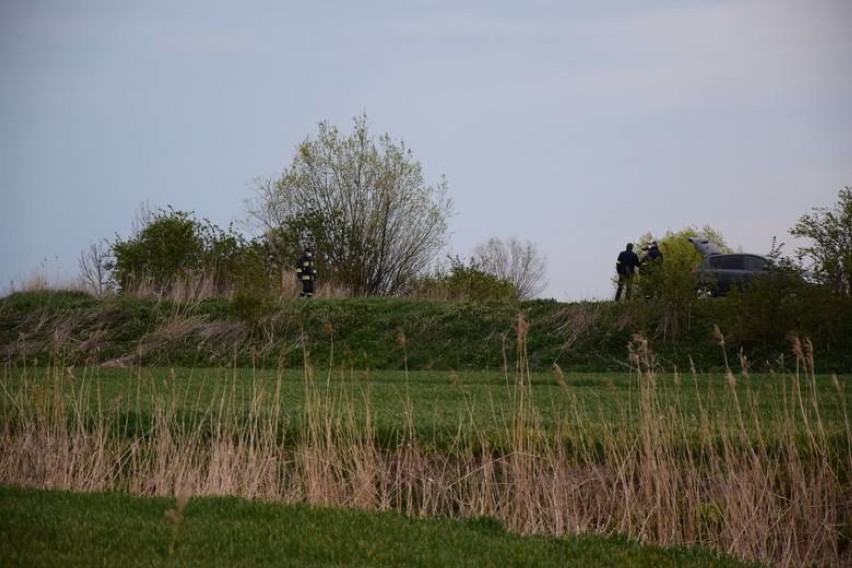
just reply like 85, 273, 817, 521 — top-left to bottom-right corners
710, 256, 744, 270
743, 256, 769, 271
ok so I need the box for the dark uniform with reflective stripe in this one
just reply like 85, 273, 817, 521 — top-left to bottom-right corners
296, 250, 316, 297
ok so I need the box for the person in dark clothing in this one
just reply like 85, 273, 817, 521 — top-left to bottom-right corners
638, 240, 664, 299
643, 241, 663, 263
296, 248, 316, 298
615, 243, 640, 301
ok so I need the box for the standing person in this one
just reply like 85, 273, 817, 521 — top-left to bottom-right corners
296, 247, 316, 298
643, 241, 663, 263
615, 243, 640, 301
639, 240, 664, 298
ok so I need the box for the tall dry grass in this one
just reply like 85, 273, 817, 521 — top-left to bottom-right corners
0, 320, 849, 567
118, 270, 352, 302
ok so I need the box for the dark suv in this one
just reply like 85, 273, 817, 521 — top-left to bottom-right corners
688, 236, 772, 297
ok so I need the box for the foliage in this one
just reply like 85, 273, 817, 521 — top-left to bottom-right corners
632, 226, 723, 340
723, 273, 852, 352
248, 114, 452, 296
0, 289, 96, 311
472, 237, 548, 300
203, 226, 272, 296
411, 256, 518, 302
229, 291, 275, 329
790, 186, 852, 295
111, 207, 205, 292
110, 207, 275, 296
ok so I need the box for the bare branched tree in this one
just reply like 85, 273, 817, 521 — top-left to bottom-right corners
78, 240, 114, 297
247, 114, 452, 296
472, 237, 547, 300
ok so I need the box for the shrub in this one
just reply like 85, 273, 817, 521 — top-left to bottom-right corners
411, 257, 517, 302
111, 208, 277, 299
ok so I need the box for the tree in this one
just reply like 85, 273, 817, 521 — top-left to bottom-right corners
248, 114, 452, 296
112, 208, 206, 292
472, 237, 547, 300
77, 240, 114, 297
633, 225, 729, 340
633, 226, 731, 298
790, 187, 852, 296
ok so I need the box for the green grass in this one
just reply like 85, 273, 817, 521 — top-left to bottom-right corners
3, 365, 848, 452
0, 485, 757, 567
3, 290, 852, 373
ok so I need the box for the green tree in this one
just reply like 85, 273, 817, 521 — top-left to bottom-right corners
472, 237, 547, 300
112, 208, 206, 292
634, 225, 730, 298
634, 226, 729, 340
248, 114, 452, 296
790, 186, 852, 295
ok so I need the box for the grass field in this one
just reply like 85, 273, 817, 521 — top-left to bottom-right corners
0, 485, 756, 567
1, 335, 850, 566
2, 362, 848, 450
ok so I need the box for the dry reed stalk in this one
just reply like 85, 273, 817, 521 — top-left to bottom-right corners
551, 363, 567, 389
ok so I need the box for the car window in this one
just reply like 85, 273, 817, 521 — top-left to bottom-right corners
709, 256, 744, 270
743, 256, 769, 271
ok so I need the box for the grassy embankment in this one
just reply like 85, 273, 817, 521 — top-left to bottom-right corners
2, 289, 852, 372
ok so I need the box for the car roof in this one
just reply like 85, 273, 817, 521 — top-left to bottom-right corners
687, 236, 725, 257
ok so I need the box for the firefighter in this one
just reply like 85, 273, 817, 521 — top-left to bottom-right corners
615, 243, 640, 301
296, 247, 316, 298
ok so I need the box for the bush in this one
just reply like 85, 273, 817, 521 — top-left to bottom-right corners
411, 257, 517, 302
111, 208, 277, 298
112, 208, 205, 292
725, 272, 852, 357
633, 237, 702, 341
229, 292, 275, 328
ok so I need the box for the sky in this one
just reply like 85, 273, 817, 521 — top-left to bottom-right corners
1, 0, 850, 301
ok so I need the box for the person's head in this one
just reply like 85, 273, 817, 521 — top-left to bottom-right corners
304, 247, 313, 258
649, 241, 658, 248
626, 243, 634, 251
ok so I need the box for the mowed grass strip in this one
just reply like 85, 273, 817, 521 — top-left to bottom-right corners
0, 485, 757, 567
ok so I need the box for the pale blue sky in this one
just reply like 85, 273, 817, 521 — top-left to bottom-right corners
1, 0, 850, 300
